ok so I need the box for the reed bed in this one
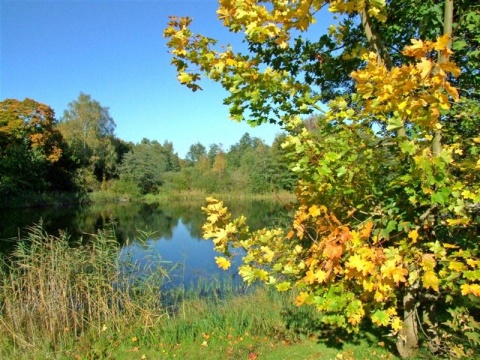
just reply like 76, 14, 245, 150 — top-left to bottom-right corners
0, 224, 167, 356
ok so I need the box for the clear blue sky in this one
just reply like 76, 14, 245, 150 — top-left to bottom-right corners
1, 0, 334, 158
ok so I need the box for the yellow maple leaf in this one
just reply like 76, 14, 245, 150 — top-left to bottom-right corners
346, 254, 365, 272
466, 258, 479, 268
315, 269, 327, 283
215, 256, 232, 270
461, 283, 480, 297
433, 34, 453, 58
416, 57, 433, 79
374, 290, 385, 302
448, 261, 465, 272
363, 279, 375, 292
391, 316, 403, 332
308, 204, 322, 217
439, 61, 461, 77
421, 253, 436, 271
391, 267, 408, 284
408, 229, 419, 243
422, 270, 439, 291
304, 269, 315, 284
295, 291, 309, 306
261, 246, 275, 262
225, 58, 237, 67
177, 71, 193, 84
207, 213, 219, 223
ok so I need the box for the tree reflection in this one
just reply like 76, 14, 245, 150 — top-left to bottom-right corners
0, 199, 289, 253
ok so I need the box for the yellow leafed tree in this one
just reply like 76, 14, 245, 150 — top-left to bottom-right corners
165, 0, 480, 357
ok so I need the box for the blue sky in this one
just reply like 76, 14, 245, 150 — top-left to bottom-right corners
1, 0, 334, 158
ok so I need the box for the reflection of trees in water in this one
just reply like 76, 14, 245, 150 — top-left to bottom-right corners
0, 199, 290, 253
78, 202, 179, 244
229, 199, 292, 230
165, 199, 291, 239
0, 206, 81, 253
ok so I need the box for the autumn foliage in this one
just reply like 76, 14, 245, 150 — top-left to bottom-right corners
0, 98, 62, 163
166, 0, 480, 358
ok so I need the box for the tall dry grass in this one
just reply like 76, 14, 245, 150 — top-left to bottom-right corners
0, 224, 167, 354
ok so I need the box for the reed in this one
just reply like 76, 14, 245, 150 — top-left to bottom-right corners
0, 224, 167, 356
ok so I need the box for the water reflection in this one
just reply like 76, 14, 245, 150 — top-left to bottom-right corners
119, 219, 244, 290
0, 199, 289, 286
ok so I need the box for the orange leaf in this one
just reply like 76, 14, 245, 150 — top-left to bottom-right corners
360, 221, 374, 239
324, 242, 343, 260
403, 39, 426, 58
444, 81, 459, 99
434, 34, 451, 52
295, 291, 309, 306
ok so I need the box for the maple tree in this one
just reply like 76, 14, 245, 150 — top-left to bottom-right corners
165, 0, 480, 357
0, 98, 62, 163
0, 98, 70, 196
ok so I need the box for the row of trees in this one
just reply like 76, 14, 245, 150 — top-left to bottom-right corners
113, 132, 295, 196
0, 94, 294, 204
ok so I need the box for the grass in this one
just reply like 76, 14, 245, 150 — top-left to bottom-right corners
0, 224, 411, 360
142, 189, 295, 203
86, 188, 296, 205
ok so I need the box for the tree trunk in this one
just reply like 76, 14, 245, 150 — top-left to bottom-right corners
359, 8, 393, 70
360, 5, 407, 139
432, 0, 454, 156
396, 285, 419, 358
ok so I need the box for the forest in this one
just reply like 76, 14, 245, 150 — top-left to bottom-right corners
0, 93, 295, 206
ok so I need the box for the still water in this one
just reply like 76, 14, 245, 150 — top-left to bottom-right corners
0, 199, 289, 288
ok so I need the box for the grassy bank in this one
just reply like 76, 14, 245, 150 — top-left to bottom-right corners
87, 188, 296, 204
0, 188, 295, 209
0, 225, 409, 360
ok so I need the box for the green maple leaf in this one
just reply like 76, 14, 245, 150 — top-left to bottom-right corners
372, 309, 390, 327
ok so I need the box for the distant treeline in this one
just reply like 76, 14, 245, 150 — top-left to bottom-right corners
0, 93, 295, 205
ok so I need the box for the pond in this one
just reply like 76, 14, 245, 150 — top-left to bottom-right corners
0, 198, 290, 289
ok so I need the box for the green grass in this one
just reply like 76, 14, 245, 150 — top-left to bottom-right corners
34, 286, 400, 360
142, 189, 295, 203
0, 225, 423, 360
